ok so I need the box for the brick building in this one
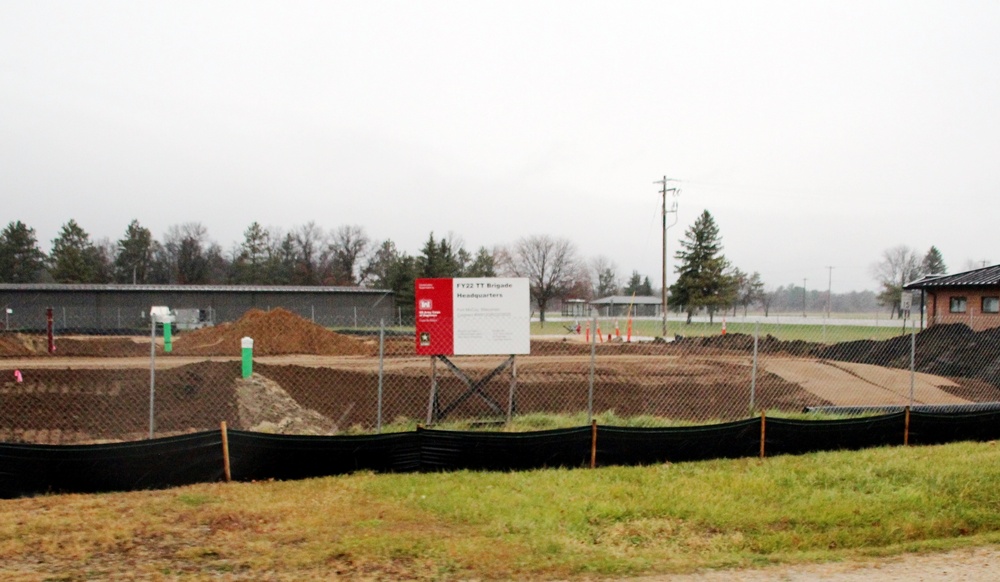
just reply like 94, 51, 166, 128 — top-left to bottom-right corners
904, 264, 1000, 331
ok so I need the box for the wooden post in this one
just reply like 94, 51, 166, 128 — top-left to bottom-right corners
904, 406, 911, 446
759, 411, 766, 459
221, 421, 231, 482
590, 420, 598, 469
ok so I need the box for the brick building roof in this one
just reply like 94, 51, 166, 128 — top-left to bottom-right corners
905, 264, 1000, 290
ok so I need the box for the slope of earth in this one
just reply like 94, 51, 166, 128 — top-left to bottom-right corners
0, 361, 240, 444
763, 358, 969, 406
171, 308, 371, 357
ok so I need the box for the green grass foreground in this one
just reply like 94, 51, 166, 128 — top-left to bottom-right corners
4, 442, 1000, 580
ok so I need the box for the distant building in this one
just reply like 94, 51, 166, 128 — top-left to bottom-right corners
560, 298, 590, 317
589, 295, 662, 318
904, 264, 1000, 331
0, 284, 394, 333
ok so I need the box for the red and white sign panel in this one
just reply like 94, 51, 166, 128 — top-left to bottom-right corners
415, 277, 530, 355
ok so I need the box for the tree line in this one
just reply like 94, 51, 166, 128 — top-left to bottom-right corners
0, 216, 954, 322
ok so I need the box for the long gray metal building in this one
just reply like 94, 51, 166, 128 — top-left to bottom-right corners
0, 284, 396, 333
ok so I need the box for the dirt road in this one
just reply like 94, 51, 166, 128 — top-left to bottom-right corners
764, 358, 969, 406
633, 546, 1000, 581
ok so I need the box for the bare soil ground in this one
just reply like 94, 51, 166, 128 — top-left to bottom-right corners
1, 311, 998, 444
763, 358, 969, 406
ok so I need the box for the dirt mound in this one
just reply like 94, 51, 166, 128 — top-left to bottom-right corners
51, 337, 149, 357
234, 373, 338, 434
0, 335, 33, 357
172, 308, 370, 357
0, 361, 239, 444
665, 325, 1000, 388
673, 333, 819, 356
812, 324, 1000, 386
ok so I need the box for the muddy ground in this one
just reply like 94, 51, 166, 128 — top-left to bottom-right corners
0, 311, 998, 444
0, 355, 821, 444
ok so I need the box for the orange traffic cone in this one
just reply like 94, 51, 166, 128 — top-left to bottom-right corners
596, 322, 603, 342
615, 320, 620, 338
585, 323, 590, 343
626, 319, 632, 343
721, 317, 727, 335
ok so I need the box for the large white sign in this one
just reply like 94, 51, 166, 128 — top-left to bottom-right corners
415, 277, 530, 355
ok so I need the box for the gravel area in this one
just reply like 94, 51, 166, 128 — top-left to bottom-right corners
631, 546, 1000, 581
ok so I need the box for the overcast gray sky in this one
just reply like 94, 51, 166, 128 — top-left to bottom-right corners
2, 1, 998, 292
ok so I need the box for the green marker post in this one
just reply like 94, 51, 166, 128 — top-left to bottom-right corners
163, 321, 172, 353
241, 337, 253, 378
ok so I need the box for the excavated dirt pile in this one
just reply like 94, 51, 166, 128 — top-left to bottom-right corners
673, 333, 818, 356
0, 335, 33, 357
172, 308, 370, 357
673, 324, 1000, 388
813, 324, 1000, 387
234, 373, 338, 435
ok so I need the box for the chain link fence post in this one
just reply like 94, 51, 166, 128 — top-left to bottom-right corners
377, 319, 384, 433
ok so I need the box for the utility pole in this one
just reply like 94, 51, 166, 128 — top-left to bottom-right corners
654, 176, 679, 338
802, 278, 807, 318
826, 266, 833, 319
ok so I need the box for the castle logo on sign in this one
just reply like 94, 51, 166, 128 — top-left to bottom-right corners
419, 299, 433, 310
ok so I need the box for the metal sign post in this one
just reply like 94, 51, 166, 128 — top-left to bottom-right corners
415, 278, 530, 425
148, 306, 174, 439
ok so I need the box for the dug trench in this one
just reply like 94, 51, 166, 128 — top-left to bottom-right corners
0, 358, 822, 444
1, 309, 998, 444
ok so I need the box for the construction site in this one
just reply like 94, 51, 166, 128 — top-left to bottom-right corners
1, 308, 998, 444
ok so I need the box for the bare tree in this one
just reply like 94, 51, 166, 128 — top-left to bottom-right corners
291, 222, 329, 285
761, 285, 776, 317
158, 222, 213, 284
871, 245, 924, 318
589, 255, 619, 298
734, 270, 765, 316
329, 224, 370, 285
499, 234, 582, 325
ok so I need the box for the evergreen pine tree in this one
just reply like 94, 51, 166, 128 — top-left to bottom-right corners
0, 221, 47, 283
669, 210, 734, 323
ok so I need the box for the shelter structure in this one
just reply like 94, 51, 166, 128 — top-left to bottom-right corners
589, 295, 662, 317
560, 299, 590, 317
904, 264, 1000, 331
0, 284, 395, 333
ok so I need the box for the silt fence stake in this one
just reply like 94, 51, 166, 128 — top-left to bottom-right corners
760, 411, 767, 459
590, 420, 598, 469
221, 421, 232, 482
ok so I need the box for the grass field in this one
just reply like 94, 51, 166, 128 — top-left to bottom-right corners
344, 312, 914, 344
4, 440, 1000, 580
532, 318, 913, 343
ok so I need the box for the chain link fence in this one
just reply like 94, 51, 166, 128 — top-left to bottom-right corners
2, 305, 999, 444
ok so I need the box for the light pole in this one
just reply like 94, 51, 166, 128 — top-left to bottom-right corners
802, 278, 807, 318
826, 266, 833, 319
654, 176, 679, 338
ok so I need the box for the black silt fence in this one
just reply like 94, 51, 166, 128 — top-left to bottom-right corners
598, 419, 761, 466
908, 409, 1000, 446
417, 426, 593, 471
765, 414, 907, 456
226, 430, 421, 482
7, 411, 1000, 499
0, 431, 224, 498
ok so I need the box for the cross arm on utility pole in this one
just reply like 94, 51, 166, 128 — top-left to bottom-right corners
655, 176, 680, 338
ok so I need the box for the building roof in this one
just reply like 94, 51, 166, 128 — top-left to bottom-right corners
0, 283, 391, 294
904, 265, 1000, 290
589, 295, 662, 305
